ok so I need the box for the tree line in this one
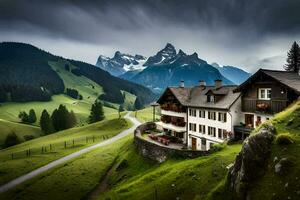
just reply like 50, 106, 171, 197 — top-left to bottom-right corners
0, 42, 65, 103
65, 88, 83, 100
40, 105, 77, 134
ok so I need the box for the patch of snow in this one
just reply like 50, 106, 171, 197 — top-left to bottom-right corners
123, 59, 147, 71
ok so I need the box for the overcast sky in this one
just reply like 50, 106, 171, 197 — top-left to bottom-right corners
1, 0, 300, 72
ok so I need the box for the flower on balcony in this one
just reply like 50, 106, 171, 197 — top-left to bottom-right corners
257, 103, 269, 110
223, 131, 233, 139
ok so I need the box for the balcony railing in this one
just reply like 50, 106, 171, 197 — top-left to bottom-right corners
156, 121, 186, 132
161, 104, 186, 113
242, 98, 289, 114
161, 115, 186, 127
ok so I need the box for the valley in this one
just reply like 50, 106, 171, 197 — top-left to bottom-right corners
1, 1, 300, 199
0, 39, 299, 200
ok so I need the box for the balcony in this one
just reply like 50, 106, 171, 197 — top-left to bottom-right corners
161, 109, 186, 119
156, 121, 186, 132
161, 115, 186, 126
160, 104, 186, 113
242, 98, 289, 114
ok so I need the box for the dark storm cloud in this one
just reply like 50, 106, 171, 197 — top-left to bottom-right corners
0, 0, 299, 71
1, 0, 300, 43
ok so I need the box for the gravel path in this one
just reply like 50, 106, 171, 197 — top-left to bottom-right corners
0, 112, 141, 193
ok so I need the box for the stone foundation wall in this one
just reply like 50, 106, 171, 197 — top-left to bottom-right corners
134, 122, 209, 163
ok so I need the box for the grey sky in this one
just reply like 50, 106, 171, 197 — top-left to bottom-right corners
0, 0, 299, 72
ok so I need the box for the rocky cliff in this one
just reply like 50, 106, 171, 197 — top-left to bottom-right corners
228, 125, 275, 199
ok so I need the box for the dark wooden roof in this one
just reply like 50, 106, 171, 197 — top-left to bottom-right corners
157, 85, 241, 110
234, 69, 300, 94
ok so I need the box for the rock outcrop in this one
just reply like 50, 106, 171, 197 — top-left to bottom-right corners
228, 125, 275, 199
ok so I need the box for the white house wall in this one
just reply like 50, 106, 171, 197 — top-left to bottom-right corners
229, 96, 243, 129
187, 108, 233, 150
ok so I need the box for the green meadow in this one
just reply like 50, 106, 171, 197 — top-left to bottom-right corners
0, 116, 131, 186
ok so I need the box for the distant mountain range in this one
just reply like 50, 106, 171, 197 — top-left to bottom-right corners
96, 43, 251, 93
211, 63, 251, 85
0, 42, 155, 105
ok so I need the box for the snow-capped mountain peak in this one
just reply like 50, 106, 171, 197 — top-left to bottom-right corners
96, 51, 147, 76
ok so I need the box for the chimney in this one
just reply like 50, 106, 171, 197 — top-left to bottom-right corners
180, 80, 185, 88
215, 79, 222, 88
199, 80, 206, 87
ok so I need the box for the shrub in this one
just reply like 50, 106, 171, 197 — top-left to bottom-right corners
65, 88, 82, 99
18, 111, 29, 123
275, 133, 294, 145
210, 143, 227, 152
23, 135, 35, 141
4, 131, 20, 148
18, 109, 36, 124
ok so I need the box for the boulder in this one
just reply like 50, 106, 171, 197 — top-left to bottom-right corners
228, 125, 275, 199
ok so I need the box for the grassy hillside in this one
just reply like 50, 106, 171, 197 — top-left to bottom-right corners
0, 42, 156, 105
0, 119, 42, 148
98, 144, 241, 200
0, 135, 135, 200
209, 101, 300, 200
0, 117, 131, 186
0, 133, 242, 200
0, 58, 136, 124
0, 95, 118, 125
49, 59, 103, 103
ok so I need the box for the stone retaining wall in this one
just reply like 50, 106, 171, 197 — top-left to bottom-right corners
134, 122, 209, 163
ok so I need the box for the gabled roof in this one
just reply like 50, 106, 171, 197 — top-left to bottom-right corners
157, 85, 240, 110
205, 87, 229, 95
234, 69, 300, 94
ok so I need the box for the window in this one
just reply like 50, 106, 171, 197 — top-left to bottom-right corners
218, 128, 222, 138
258, 88, 271, 100
208, 126, 216, 137
256, 116, 262, 126
199, 110, 205, 118
207, 95, 215, 102
208, 111, 216, 120
189, 108, 197, 117
218, 129, 227, 139
218, 112, 227, 122
199, 124, 206, 134
189, 123, 197, 132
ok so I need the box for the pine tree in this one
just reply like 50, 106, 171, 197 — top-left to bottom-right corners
40, 109, 54, 134
28, 109, 37, 124
134, 97, 144, 110
284, 41, 300, 73
58, 104, 69, 130
118, 105, 125, 119
89, 101, 104, 123
51, 109, 59, 131
68, 110, 77, 128
51, 105, 77, 131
